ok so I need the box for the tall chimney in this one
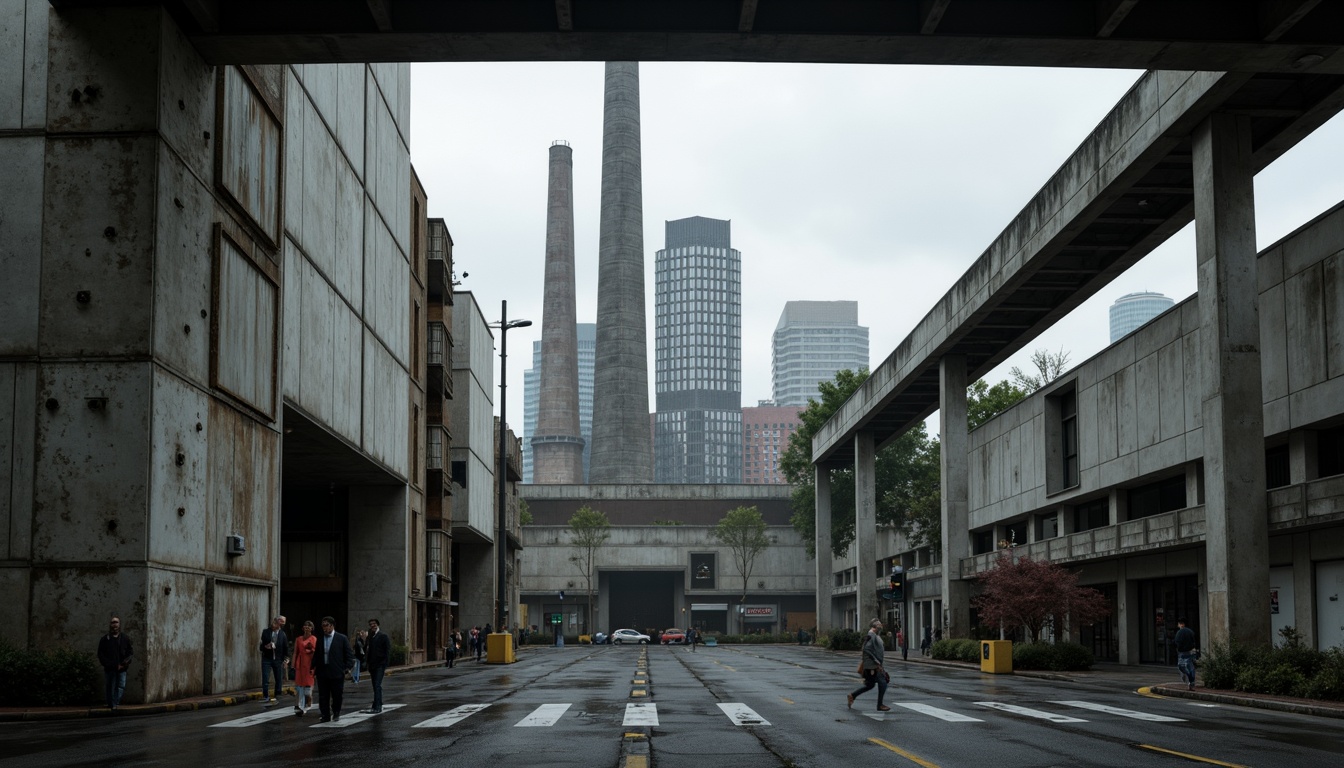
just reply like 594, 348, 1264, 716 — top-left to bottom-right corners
589, 61, 653, 483
532, 141, 585, 483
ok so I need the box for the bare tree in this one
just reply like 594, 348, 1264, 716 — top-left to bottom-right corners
567, 506, 610, 635
1010, 348, 1071, 393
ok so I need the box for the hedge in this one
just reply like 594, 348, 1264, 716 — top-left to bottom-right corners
0, 639, 102, 707
1202, 638, 1344, 701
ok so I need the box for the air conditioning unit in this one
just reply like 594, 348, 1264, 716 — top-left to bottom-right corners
226, 534, 246, 556
426, 571, 439, 595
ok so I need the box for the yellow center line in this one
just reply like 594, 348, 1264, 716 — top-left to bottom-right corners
1136, 686, 1168, 699
780, 697, 794, 705
869, 738, 941, 768
1137, 744, 1250, 768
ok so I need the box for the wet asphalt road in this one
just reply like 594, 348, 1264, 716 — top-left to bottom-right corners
4, 644, 1341, 767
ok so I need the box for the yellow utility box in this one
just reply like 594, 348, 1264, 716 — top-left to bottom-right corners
980, 640, 1012, 674
487, 632, 516, 664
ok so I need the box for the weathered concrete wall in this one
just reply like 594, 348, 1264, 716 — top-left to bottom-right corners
450, 292, 496, 539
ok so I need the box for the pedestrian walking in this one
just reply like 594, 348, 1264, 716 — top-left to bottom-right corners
291, 620, 316, 716
687, 626, 698, 652
445, 629, 460, 668
897, 628, 909, 661
351, 629, 366, 684
920, 626, 932, 656
1175, 617, 1198, 690
96, 616, 133, 711
471, 626, 482, 661
363, 618, 391, 713
847, 618, 890, 712
313, 616, 354, 722
258, 615, 288, 704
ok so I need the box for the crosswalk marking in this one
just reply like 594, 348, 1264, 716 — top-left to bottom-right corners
412, 703, 491, 728
893, 702, 984, 722
516, 703, 572, 727
718, 703, 770, 726
974, 702, 1087, 723
311, 703, 404, 728
624, 702, 659, 727
210, 708, 301, 728
1053, 700, 1185, 722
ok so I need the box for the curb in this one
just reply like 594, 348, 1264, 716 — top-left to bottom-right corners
1147, 684, 1344, 720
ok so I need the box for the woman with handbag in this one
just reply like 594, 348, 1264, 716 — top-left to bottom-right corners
847, 618, 891, 712
292, 620, 317, 716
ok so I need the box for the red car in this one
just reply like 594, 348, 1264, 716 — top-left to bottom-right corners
660, 628, 686, 644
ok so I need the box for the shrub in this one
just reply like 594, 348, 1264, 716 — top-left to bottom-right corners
1012, 642, 1053, 670
0, 639, 101, 707
1301, 649, 1344, 701
828, 629, 864, 652
1051, 642, 1095, 671
391, 644, 408, 666
1201, 641, 1254, 690
1235, 663, 1306, 696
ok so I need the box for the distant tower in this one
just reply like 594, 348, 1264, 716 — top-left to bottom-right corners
532, 141, 585, 483
772, 301, 869, 407
524, 323, 596, 483
654, 216, 742, 484
589, 61, 653, 484
1109, 291, 1175, 342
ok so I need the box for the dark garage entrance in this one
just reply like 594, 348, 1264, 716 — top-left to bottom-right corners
607, 572, 678, 636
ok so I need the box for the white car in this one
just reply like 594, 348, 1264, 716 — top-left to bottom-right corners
610, 629, 651, 645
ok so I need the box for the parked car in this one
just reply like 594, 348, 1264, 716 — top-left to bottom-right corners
660, 628, 686, 644
610, 629, 651, 645
592, 632, 608, 645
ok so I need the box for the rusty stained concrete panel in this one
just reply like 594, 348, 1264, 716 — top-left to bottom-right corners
151, 141, 215, 386
209, 579, 270, 696
30, 565, 149, 702
40, 135, 156, 358
44, 5, 161, 135
219, 65, 282, 247
147, 367, 209, 569
33, 362, 151, 563
144, 567, 208, 700
207, 398, 280, 581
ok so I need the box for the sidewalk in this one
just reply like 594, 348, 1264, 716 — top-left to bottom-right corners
887, 650, 1344, 720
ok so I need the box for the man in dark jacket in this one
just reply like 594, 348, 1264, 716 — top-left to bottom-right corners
258, 615, 289, 704
97, 616, 133, 710
363, 618, 392, 713
313, 616, 355, 722
1175, 617, 1198, 690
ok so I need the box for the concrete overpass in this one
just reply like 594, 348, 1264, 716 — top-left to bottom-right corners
46, 0, 1344, 71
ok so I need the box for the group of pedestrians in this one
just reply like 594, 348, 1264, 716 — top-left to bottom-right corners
467, 623, 493, 661
253, 615, 391, 722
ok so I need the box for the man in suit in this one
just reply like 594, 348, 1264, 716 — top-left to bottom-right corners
314, 616, 355, 722
362, 618, 392, 713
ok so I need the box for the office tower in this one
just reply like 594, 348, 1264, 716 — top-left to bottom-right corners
532, 141, 585, 483
590, 61, 653, 483
742, 403, 802, 485
771, 301, 870, 407
1109, 291, 1175, 342
524, 324, 596, 483
654, 216, 742, 483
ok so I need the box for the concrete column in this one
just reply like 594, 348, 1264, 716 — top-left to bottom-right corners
1194, 112, 1270, 649
1118, 565, 1140, 664
348, 485, 411, 642
1292, 533, 1316, 647
1289, 431, 1318, 484
940, 355, 971, 638
814, 465, 834, 632
855, 432, 878, 627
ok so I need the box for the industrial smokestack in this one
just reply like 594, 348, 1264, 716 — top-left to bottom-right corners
589, 61, 653, 483
532, 141, 585, 483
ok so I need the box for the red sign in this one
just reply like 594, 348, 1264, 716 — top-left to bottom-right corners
744, 606, 774, 617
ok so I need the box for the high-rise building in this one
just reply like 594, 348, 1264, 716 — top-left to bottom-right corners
590, 61, 653, 483
654, 216, 742, 484
524, 323, 596, 483
771, 301, 869, 407
742, 403, 802, 485
1109, 291, 1175, 342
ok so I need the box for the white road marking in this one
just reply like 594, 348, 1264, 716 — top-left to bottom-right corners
1053, 700, 1185, 722
310, 703, 404, 728
209, 708, 303, 728
717, 703, 771, 726
893, 703, 984, 722
974, 702, 1087, 723
412, 703, 492, 728
516, 703, 572, 727
623, 702, 659, 727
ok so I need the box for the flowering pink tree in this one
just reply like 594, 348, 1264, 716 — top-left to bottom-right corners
972, 551, 1111, 643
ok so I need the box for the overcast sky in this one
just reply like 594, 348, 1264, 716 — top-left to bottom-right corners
409, 62, 1344, 432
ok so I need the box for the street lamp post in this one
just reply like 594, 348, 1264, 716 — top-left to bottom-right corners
491, 300, 531, 650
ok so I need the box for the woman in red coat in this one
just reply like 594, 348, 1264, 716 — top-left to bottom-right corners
292, 620, 317, 715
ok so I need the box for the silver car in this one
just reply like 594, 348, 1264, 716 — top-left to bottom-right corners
610, 629, 651, 645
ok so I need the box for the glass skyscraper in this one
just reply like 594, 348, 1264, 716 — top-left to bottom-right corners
771, 301, 869, 407
654, 216, 742, 484
523, 323, 596, 483
1109, 291, 1175, 343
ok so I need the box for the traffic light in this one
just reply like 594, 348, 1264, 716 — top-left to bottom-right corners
889, 569, 904, 602
559, 590, 565, 600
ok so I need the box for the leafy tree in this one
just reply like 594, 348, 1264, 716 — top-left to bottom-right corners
971, 550, 1111, 643
519, 498, 533, 526
967, 379, 1028, 430
567, 506, 610, 635
713, 506, 771, 628
1009, 348, 1071, 393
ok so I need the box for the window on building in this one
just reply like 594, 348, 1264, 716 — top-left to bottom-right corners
1073, 498, 1109, 532
1036, 513, 1059, 540
1127, 475, 1187, 520
1060, 388, 1079, 489
1265, 443, 1290, 489
972, 530, 995, 555
1319, 425, 1344, 478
